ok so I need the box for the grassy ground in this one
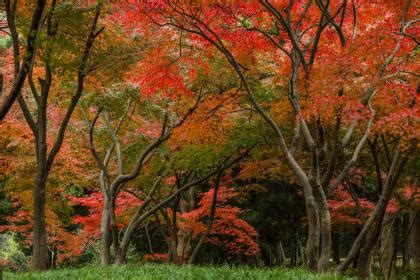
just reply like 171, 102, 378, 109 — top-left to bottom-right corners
4, 264, 356, 280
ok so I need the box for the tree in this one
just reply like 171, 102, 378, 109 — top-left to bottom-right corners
151, 173, 260, 264
3, 1, 105, 270
86, 84, 201, 265
84, 22, 260, 265
116, 0, 418, 272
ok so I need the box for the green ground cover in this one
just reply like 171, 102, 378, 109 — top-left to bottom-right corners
4, 264, 356, 280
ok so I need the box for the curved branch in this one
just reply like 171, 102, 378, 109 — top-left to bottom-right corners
0, 0, 46, 120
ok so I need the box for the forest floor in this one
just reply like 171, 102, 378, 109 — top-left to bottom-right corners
4, 264, 357, 280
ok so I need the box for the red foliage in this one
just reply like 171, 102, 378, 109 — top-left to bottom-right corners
179, 184, 260, 257
68, 191, 141, 242
329, 186, 375, 227
0, 200, 84, 263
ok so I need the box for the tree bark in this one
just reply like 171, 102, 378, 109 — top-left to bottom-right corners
31, 95, 49, 271
306, 198, 320, 271
317, 192, 332, 272
357, 247, 374, 279
100, 196, 112, 266
114, 245, 126, 265
380, 213, 395, 279
32, 166, 48, 270
297, 236, 304, 266
411, 212, 420, 278
275, 240, 286, 266
333, 232, 340, 264
290, 238, 296, 266
336, 150, 402, 273
176, 230, 191, 263
190, 178, 220, 264
402, 214, 411, 268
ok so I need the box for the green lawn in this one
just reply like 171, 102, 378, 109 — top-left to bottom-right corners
4, 264, 356, 280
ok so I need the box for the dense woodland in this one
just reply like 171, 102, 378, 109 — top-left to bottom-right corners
0, 0, 418, 279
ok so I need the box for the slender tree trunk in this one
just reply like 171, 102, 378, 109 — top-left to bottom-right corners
357, 214, 386, 278
333, 232, 340, 264
402, 214, 411, 269
411, 212, 420, 278
318, 192, 332, 272
114, 242, 127, 265
100, 197, 112, 266
290, 238, 296, 266
0, 0, 46, 120
297, 237, 304, 265
357, 247, 375, 279
344, 232, 350, 257
337, 150, 402, 273
169, 239, 179, 264
32, 114, 49, 271
305, 196, 320, 271
110, 199, 120, 258
114, 248, 125, 265
50, 246, 57, 270
114, 211, 138, 264
176, 230, 191, 264
276, 240, 286, 266
380, 213, 395, 279
190, 181, 219, 264
167, 246, 173, 263
32, 171, 48, 270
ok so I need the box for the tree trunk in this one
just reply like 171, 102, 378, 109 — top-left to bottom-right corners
344, 232, 350, 257
113, 211, 135, 265
276, 240, 286, 266
290, 238, 296, 266
305, 196, 320, 271
110, 200, 120, 258
357, 219, 384, 279
32, 135, 48, 271
32, 176, 48, 270
318, 194, 331, 272
380, 213, 395, 279
50, 246, 57, 270
176, 229, 191, 264
357, 247, 374, 279
114, 249, 125, 265
333, 232, 340, 264
411, 212, 420, 278
297, 236, 304, 266
100, 197, 112, 266
169, 239, 178, 264
402, 213, 411, 269
336, 150, 402, 273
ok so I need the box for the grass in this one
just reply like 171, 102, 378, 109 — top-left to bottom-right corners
4, 264, 356, 280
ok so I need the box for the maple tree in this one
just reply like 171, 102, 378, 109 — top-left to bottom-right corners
152, 173, 260, 264
180, 180, 260, 262
115, 0, 418, 275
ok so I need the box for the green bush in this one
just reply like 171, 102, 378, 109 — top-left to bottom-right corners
0, 233, 29, 271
